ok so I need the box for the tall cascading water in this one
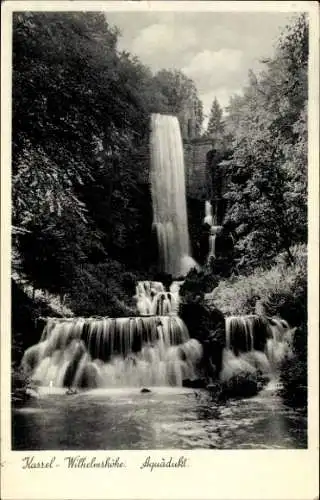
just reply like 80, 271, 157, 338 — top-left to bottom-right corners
220, 315, 293, 382
203, 200, 222, 263
207, 227, 220, 262
21, 315, 203, 389
150, 114, 197, 277
204, 201, 214, 226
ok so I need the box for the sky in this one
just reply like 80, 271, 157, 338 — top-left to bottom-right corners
105, 11, 294, 126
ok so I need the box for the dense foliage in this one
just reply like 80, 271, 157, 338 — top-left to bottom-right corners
207, 16, 308, 408
223, 15, 308, 271
153, 69, 204, 135
208, 244, 307, 318
12, 12, 202, 313
206, 243, 308, 406
279, 323, 307, 407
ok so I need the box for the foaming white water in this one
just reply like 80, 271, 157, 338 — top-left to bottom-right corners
222, 315, 293, 382
135, 281, 182, 316
21, 317, 203, 389
150, 114, 196, 276
208, 234, 216, 260
180, 255, 199, 275
225, 316, 256, 351
204, 201, 214, 226
203, 200, 222, 263
220, 349, 272, 383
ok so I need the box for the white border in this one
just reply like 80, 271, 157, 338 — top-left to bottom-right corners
1, 2, 319, 499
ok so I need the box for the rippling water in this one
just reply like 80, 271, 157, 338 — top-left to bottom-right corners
12, 383, 307, 450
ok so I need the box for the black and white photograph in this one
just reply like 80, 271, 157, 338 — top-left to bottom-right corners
3, 0, 318, 460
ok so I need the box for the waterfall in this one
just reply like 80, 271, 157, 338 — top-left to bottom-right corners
207, 226, 222, 262
150, 113, 197, 277
203, 200, 222, 263
220, 315, 293, 382
135, 280, 182, 316
20, 275, 292, 391
21, 315, 203, 389
204, 201, 213, 226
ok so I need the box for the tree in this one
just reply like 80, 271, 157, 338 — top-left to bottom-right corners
12, 11, 162, 302
206, 97, 224, 138
153, 69, 204, 134
223, 14, 308, 270
12, 12, 119, 229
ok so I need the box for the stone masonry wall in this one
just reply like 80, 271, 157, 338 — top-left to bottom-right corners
138, 137, 220, 207
138, 138, 214, 204
183, 139, 214, 201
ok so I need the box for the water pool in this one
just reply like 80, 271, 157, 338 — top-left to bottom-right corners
12, 383, 307, 450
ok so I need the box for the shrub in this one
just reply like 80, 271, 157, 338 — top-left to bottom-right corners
180, 267, 219, 302
11, 278, 65, 364
205, 245, 308, 408
279, 324, 307, 408
208, 371, 267, 401
65, 265, 137, 318
11, 366, 39, 407
207, 244, 307, 324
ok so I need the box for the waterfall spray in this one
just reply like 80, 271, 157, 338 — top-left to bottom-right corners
220, 315, 293, 382
150, 114, 197, 277
21, 315, 203, 389
203, 200, 222, 264
135, 281, 182, 316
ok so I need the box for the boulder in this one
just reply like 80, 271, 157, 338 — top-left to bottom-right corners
179, 300, 226, 378
220, 372, 260, 400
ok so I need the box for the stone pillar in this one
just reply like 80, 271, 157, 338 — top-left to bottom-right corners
178, 101, 197, 141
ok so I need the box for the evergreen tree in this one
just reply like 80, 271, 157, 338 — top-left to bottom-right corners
206, 97, 224, 138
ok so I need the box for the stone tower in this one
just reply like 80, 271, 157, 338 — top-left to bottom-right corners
178, 100, 197, 140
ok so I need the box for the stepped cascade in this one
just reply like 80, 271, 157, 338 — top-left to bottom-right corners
21, 302, 292, 390
135, 280, 182, 316
21, 314, 203, 389
220, 315, 292, 382
150, 113, 197, 277
203, 201, 222, 263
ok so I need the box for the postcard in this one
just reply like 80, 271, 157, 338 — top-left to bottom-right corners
1, 1, 319, 499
